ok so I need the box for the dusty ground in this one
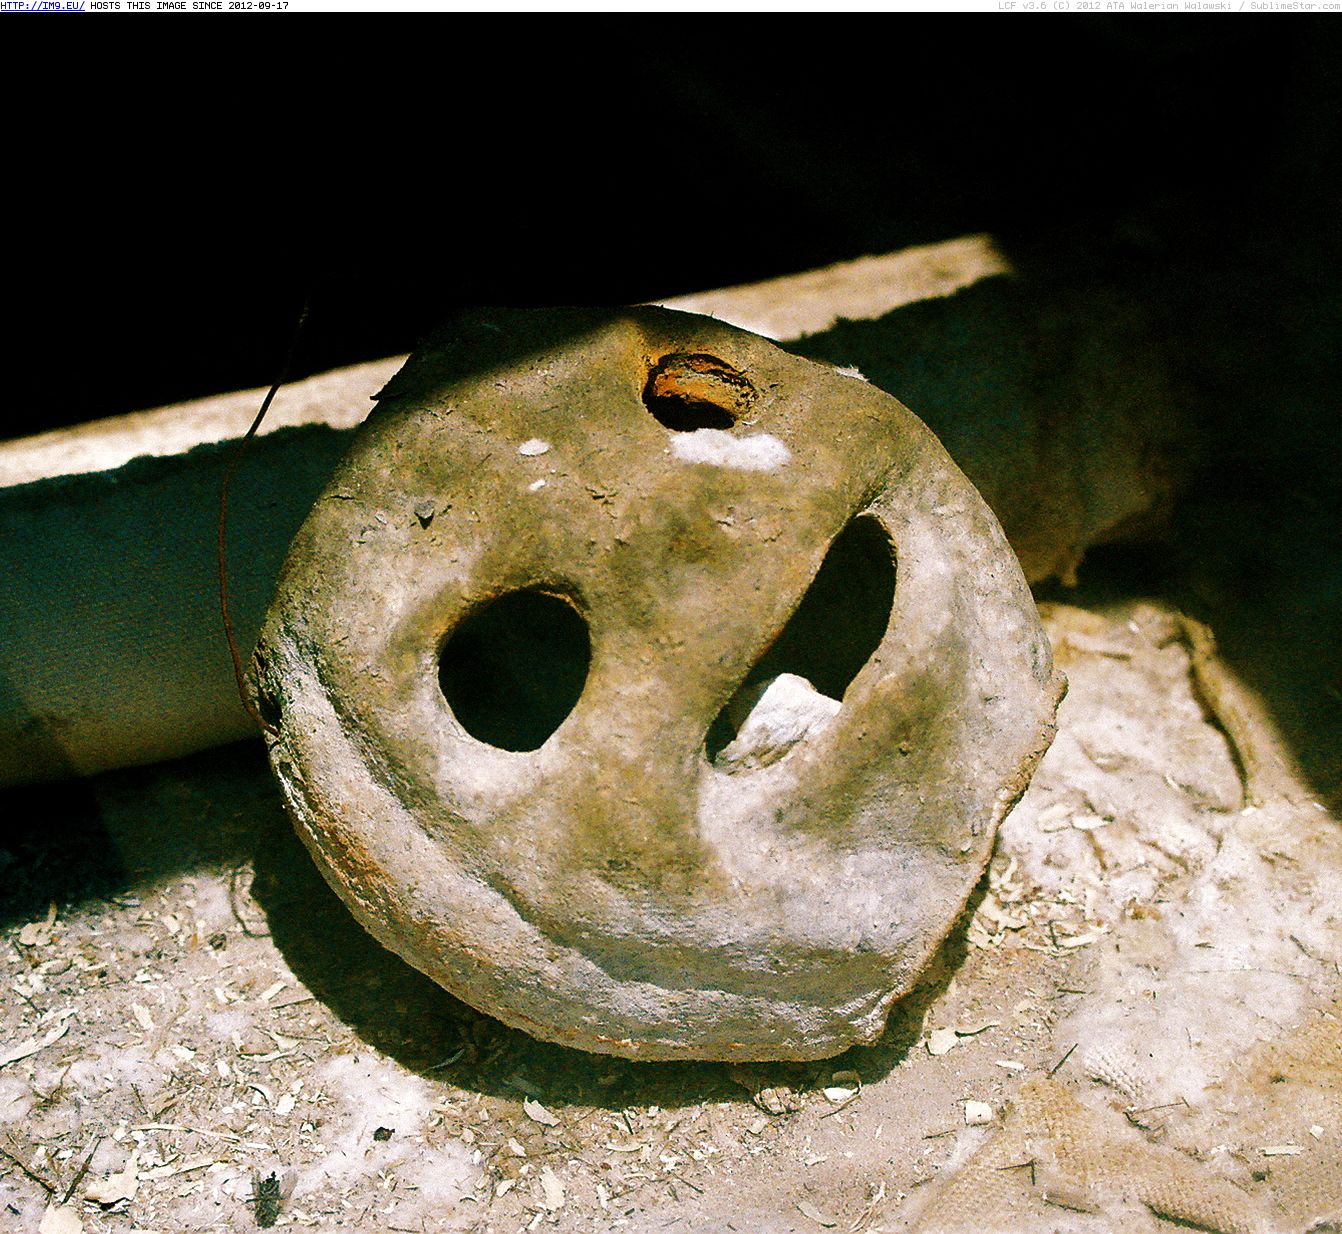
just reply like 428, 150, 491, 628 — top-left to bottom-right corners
3, 586, 1340, 1234
0, 717, 1068, 1234
6, 204, 1341, 1234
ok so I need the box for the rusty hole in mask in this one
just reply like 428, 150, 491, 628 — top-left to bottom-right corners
439, 589, 590, 752
707, 514, 895, 769
644, 353, 756, 432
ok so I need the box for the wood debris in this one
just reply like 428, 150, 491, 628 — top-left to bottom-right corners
0, 1008, 75, 1069
18, 903, 59, 947
38, 1203, 83, 1234
729, 1065, 805, 1115
523, 1098, 559, 1127
928, 1020, 1000, 1056
968, 847, 1110, 954
538, 1165, 565, 1210
85, 1151, 140, 1206
797, 1197, 838, 1227
850, 1181, 887, 1232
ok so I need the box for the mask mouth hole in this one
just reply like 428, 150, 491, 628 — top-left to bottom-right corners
707, 514, 896, 770
438, 589, 590, 752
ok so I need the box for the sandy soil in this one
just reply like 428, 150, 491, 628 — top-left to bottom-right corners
3, 590, 1339, 1234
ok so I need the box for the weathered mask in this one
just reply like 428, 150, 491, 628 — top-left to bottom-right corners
254, 308, 1063, 1060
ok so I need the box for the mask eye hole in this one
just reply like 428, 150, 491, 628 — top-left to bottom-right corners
439, 589, 590, 752
707, 514, 896, 769
643, 353, 756, 432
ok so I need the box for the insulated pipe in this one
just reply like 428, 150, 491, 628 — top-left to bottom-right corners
0, 236, 1178, 785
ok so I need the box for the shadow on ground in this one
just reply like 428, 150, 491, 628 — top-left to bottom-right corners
0, 735, 968, 1113
248, 765, 973, 1111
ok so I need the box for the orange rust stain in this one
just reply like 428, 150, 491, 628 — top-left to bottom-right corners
648, 353, 756, 421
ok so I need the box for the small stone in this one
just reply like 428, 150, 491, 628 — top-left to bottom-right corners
964, 1101, 995, 1126
822, 1069, 862, 1104
927, 1028, 960, 1057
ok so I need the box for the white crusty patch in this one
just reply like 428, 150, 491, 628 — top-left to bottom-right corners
717, 673, 841, 772
670, 430, 792, 472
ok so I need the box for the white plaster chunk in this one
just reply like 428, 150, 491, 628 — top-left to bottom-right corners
670, 429, 792, 472
518, 438, 551, 456
717, 673, 842, 772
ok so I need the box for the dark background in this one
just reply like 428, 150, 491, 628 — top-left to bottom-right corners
8, 21, 1338, 438
8, 20, 1342, 801
3, 21, 1342, 912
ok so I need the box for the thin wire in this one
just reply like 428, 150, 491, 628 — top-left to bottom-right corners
217, 296, 310, 737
